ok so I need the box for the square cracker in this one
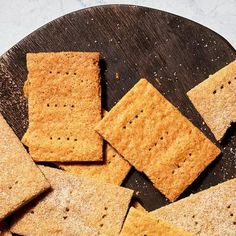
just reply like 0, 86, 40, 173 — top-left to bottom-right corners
22, 52, 102, 162
95, 79, 220, 202
187, 60, 236, 140
120, 207, 193, 236
11, 166, 133, 236
0, 114, 50, 221
59, 142, 131, 185
151, 178, 236, 236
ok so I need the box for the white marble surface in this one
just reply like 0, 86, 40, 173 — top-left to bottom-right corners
0, 0, 235, 55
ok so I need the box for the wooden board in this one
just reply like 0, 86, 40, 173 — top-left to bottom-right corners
0, 5, 235, 212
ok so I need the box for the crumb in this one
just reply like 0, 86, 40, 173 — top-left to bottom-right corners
155, 78, 161, 86
115, 72, 120, 80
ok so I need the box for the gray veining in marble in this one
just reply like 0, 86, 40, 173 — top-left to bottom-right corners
0, 0, 235, 55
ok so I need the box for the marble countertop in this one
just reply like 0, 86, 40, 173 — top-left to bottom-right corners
0, 0, 235, 55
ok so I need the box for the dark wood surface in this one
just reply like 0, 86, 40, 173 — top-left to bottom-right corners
0, 5, 235, 212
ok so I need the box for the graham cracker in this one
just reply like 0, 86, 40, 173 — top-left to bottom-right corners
0, 114, 50, 222
0, 222, 12, 236
95, 79, 220, 202
22, 52, 102, 162
151, 178, 236, 236
120, 207, 194, 236
11, 166, 133, 236
59, 142, 131, 185
187, 60, 236, 140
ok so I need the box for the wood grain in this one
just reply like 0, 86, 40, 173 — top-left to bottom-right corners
0, 5, 235, 211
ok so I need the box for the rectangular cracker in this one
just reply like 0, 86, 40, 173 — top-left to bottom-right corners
95, 79, 220, 202
187, 60, 236, 140
151, 178, 236, 236
59, 142, 131, 185
120, 207, 193, 236
0, 114, 50, 221
11, 166, 133, 236
22, 52, 102, 162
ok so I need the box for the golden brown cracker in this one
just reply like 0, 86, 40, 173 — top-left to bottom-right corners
95, 79, 220, 202
22, 52, 102, 162
11, 166, 133, 236
59, 142, 131, 185
151, 178, 236, 236
187, 60, 236, 140
120, 207, 194, 236
0, 114, 50, 222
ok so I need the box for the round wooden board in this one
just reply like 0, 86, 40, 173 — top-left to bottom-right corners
0, 5, 235, 212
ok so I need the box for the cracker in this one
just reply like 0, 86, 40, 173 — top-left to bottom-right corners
151, 178, 236, 236
187, 60, 236, 140
11, 166, 133, 236
95, 79, 220, 201
0, 114, 50, 221
22, 52, 102, 162
120, 207, 193, 236
0, 222, 12, 236
59, 142, 131, 185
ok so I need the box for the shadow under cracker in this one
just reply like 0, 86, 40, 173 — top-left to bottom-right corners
179, 154, 223, 199
99, 58, 108, 110
220, 122, 236, 146
9, 188, 52, 229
